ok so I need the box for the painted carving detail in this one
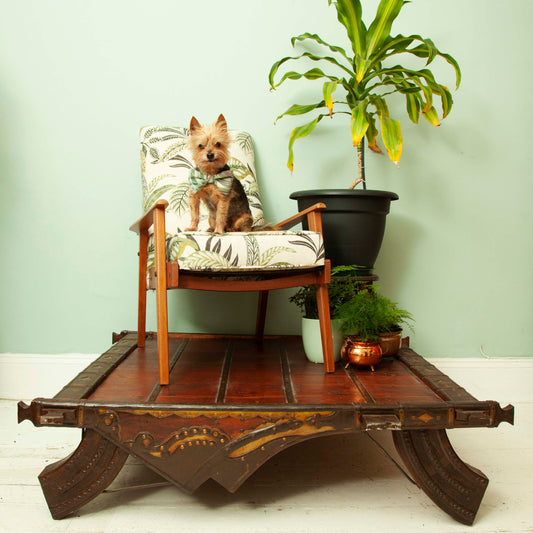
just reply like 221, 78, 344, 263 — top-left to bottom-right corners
127, 426, 230, 458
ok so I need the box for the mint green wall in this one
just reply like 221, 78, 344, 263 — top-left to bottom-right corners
0, 0, 531, 357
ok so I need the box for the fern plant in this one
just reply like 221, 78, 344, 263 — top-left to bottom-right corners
336, 284, 413, 340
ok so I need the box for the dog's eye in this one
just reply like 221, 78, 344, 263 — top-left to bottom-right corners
215, 142, 221, 148
198, 144, 204, 149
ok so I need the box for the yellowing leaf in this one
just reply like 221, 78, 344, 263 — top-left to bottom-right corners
379, 114, 403, 163
287, 116, 324, 171
366, 115, 383, 153
323, 81, 338, 117
350, 105, 370, 146
422, 106, 441, 126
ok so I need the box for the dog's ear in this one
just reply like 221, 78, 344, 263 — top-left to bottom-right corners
189, 116, 201, 133
216, 114, 228, 131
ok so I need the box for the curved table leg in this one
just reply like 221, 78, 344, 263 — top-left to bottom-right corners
392, 429, 489, 526
38, 429, 128, 520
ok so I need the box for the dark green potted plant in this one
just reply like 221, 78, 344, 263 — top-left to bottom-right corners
336, 283, 414, 363
289, 265, 374, 362
269, 0, 461, 272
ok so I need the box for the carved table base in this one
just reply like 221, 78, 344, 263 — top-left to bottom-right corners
17, 333, 514, 523
393, 429, 489, 525
38, 429, 128, 520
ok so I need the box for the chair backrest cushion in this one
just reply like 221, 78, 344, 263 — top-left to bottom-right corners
140, 126, 265, 232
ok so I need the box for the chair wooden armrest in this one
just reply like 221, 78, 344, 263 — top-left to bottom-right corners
272, 202, 326, 232
129, 199, 169, 234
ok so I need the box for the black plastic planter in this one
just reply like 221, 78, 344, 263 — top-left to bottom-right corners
290, 189, 399, 272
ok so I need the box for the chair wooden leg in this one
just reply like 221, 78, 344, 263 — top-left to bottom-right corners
137, 232, 148, 348
316, 282, 335, 373
154, 209, 169, 385
255, 290, 269, 340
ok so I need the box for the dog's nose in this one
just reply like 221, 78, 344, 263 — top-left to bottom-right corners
207, 152, 215, 161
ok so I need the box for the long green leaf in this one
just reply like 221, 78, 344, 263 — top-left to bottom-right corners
323, 81, 338, 116
405, 92, 420, 124
440, 52, 462, 89
404, 45, 461, 89
334, 0, 366, 58
369, 94, 389, 117
291, 32, 351, 63
388, 39, 461, 89
422, 106, 440, 126
274, 68, 340, 89
421, 37, 437, 65
373, 34, 432, 67
355, 58, 373, 84
379, 114, 403, 163
287, 115, 325, 171
439, 86, 453, 118
269, 52, 351, 89
275, 101, 326, 123
412, 76, 433, 113
365, 73, 421, 97
371, 34, 416, 65
427, 84, 453, 119
362, 65, 440, 97
350, 103, 370, 146
366, 0, 405, 59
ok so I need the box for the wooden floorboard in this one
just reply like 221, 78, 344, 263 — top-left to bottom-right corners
224, 339, 287, 405
88, 338, 182, 403
352, 358, 443, 404
284, 337, 366, 404
86, 336, 446, 407
157, 338, 228, 405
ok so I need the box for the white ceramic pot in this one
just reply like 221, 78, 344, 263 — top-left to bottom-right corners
301, 317, 343, 364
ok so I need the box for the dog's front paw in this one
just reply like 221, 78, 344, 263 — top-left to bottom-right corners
185, 226, 198, 232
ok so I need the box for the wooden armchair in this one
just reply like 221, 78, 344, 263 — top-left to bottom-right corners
130, 126, 334, 384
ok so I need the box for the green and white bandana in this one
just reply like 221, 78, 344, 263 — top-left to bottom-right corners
189, 166, 234, 196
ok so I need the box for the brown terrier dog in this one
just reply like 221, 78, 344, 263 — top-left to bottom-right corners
186, 114, 253, 234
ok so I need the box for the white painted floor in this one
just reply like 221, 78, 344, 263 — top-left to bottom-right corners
1, 398, 531, 533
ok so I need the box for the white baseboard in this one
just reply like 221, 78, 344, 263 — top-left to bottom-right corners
1, 353, 532, 403
0, 353, 99, 400
427, 357, 533, 405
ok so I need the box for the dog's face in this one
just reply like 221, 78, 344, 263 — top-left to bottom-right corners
188, 114, 231, 175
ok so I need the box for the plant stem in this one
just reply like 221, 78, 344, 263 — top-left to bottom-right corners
349, 138, 366, 189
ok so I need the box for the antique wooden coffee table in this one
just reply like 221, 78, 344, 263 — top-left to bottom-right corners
18, 332, 514, 525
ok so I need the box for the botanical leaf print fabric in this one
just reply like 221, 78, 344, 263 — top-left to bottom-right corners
166, 231, 325, 271
146, 230, 325, 271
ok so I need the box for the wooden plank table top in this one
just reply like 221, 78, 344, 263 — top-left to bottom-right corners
86, 335, 442, 406
51, 333, 467, 407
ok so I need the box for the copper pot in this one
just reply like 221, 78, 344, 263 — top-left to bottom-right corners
378, 329, 402, 357
341, 337, 382, 371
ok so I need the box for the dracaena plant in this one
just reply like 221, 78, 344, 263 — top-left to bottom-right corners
268, 0, 461, 189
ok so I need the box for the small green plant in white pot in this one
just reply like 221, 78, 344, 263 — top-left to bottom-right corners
289, 266, 369, 363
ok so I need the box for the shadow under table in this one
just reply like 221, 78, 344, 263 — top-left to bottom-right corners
18, 332, 514, 525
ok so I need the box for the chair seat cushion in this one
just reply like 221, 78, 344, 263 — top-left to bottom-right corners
161, 230, 325, 271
